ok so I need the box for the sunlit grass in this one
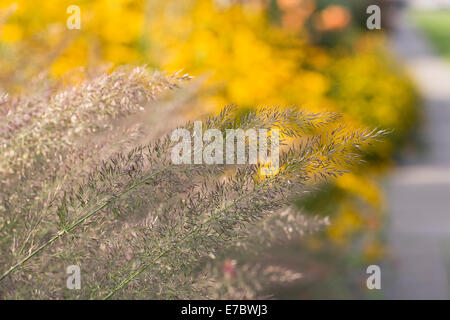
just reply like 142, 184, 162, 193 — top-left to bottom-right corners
411, 10, 450, 60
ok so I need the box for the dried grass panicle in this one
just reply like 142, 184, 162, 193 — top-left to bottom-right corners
0, 66, 190, 177
0, 66, 386, 299
0, 67, 190, 287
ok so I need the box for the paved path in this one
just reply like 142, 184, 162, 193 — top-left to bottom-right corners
407, 0, 450, 10
385, 9, 450, 299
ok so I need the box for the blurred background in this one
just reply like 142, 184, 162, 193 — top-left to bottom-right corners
1, 0, 449, 299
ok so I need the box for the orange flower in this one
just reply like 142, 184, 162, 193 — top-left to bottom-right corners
277, 0, 302, 11
315, 5, 351, 31
278, 0, 316, 31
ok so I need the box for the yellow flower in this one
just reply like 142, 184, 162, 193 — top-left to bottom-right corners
364, 240, 385, 262
336, 173, 382, 210
327, 205, 363, 245
258, 162, 281, 178
1, 24, 23, 42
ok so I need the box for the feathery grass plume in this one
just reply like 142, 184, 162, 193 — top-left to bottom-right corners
0, 105, 335, 275
201, 260, 303, 299
95, 122, 385, 299
187, 209, 329, 299
0, 67, 191, 281
0, 64, 386, 299
0, 66, 191, 177
0, 88, 385, 299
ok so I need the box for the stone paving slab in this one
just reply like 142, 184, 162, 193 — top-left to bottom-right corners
407, 0, 450, 10
385, 9, 450, 299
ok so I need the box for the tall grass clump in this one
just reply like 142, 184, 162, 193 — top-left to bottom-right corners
0, 65, 386, 299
